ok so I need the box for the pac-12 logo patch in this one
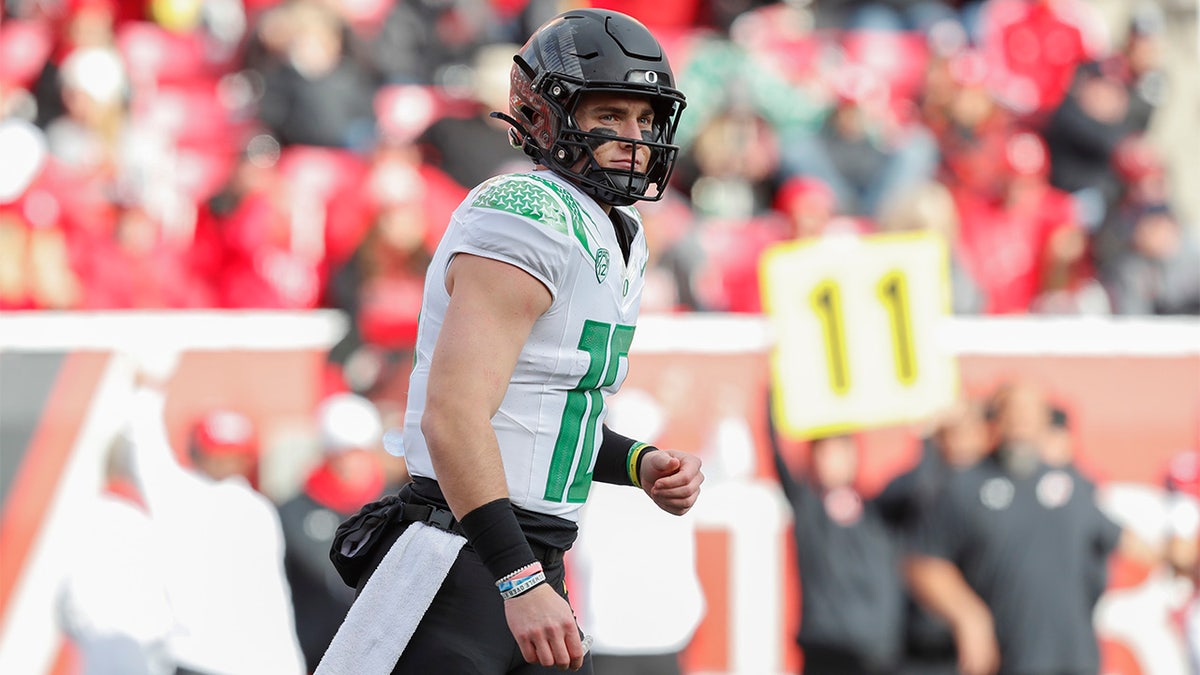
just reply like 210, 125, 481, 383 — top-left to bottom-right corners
595, 248, 610, 283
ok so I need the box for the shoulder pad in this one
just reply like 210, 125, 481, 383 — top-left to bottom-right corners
472, 174, 580, 236
472, 174, 602, 257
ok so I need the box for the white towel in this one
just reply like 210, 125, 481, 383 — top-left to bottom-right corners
315, 521, 466, 675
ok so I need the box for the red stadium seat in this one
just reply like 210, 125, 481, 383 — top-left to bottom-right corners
116, 21, 210, 87
374, 85, 449, 144
731, 4, 829, 85
175, 147, 238, 202
276, 146, 371, 206
133, 81, 241, 149
0, 19, 54, 88
840, 30, 929, 104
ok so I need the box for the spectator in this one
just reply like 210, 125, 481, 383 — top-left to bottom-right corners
876, 398, 991, 675
1099, 201, 1200, 315
636, 186, 706, 313
779, 65, 938, 219
695, 176, 871, 314
924, 48, 1013, 168
279, 392, 388, 672
368, 0, 502, 85
74, 199, 216, 308
1115, 3, 1169, 134
0, 118, 81, 309
977, 0, 1107, 121
325, 174, 432, 352
1042, 61, 1152, 232
415, 42, 532, 191
56, 434, 175, 675
767, 394, 905, 675
904, 379, 1130, 675
205, 138, 343, 310
878, 179, 987, 314
41, 45, 129, 177
809, 0, 968, 34
947, 130, 1094, 314
673, 99, 784, 220
31, 0, 123, 129
125, 360, 306, 675
255, 0, 378, 150
321, 138, 464, 401
1041, 1, 1167, 231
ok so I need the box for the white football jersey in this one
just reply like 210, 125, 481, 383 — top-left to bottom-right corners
401, 170, 648, 520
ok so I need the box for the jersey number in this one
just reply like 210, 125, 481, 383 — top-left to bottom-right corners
810, 270, 917, 396
544, 320, 635, 503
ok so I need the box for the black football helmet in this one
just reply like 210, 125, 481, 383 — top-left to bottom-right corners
494, 9, 687, 206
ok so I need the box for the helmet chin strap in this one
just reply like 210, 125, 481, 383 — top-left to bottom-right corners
489, 111, 541, 160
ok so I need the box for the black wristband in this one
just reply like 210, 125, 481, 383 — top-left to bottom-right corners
459, 498, 537, 582
633, 444, 660, 489
593, 425, 646, 487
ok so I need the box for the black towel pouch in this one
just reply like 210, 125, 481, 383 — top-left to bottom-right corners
329, 493, 405, 589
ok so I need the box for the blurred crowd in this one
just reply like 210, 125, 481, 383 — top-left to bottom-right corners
2, 0, 1198, 346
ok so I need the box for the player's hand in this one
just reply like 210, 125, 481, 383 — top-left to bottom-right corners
953, 609, 1000, 675
504, 583, 586, 670
640, 449, 703, 516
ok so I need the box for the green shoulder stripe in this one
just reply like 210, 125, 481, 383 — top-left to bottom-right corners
472, 174, 600, 258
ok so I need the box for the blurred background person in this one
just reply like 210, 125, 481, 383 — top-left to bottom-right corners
56, 434, 176, 675
976, 0, 1108, 124
876, 398, 991, 675
694, 176, 872, 315
766, 391, 905, 675
635, 185, 706, 313
30, 0, 125, 130
1041, 2, 1168, 234
946, 129, 1096, 314
278, 391, 388, 672
878, 179, 988, 315
125, 357, 305, 675
0, 118, 81, 310
1099, 201, 1200, 315
779, 65, 938, 220
569, 388, 706, 675
254, 0, 378, 151
904, 379, 1142, 675
73, 197, 217, 309
367, 0, 502, 86
414, 42, 531, 191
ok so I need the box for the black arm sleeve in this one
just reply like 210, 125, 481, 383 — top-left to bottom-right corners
592, 425, 650, 487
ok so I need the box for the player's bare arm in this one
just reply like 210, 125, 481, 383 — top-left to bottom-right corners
422, 251, 549, 518
422, 251, 584, 670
